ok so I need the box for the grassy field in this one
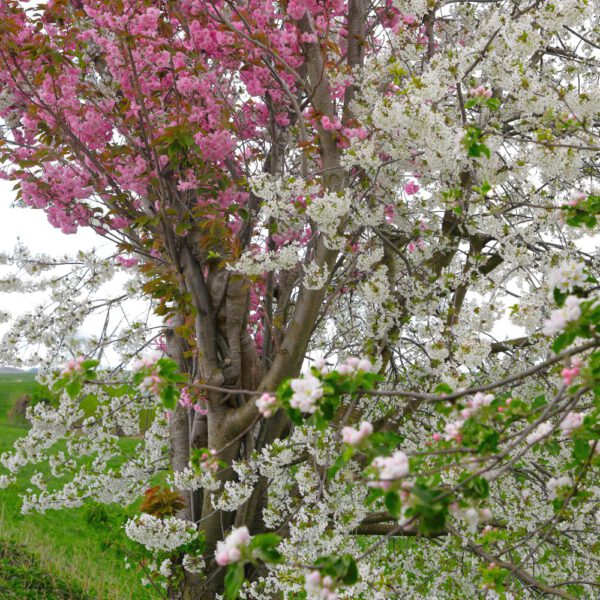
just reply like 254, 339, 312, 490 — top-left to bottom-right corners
0, 373, 157, 599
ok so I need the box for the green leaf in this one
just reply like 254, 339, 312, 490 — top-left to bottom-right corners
384, 490, 402, 518
572, 437, 591, 463
552, 330, 576, 353
485, 97, 501, 111
433, 382, 453, 395
224, 562, 245, 600
161, 385, 178, 410
340, 555, 359, 585
365, 488, 385, 506
328, 446, 355, 479
250, 533, 280, 550
460, 474, 490, 499
65, 380, 82, 399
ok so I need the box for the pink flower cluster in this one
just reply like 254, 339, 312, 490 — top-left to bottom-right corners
193, 130, 235, 163
469, 86, 492, 99
407, 237, 425, 253
336, 356, 375, 376
305, 570, 338, 600
321, 115, 341, 131
559, 411, 584, 436
215, 526, 251, 566
341, 421, 373, 447
404, 180, 420, 196
290, 375, 323, 413
60, 356, 85, 377
369, 450, 409, 490
287, 0, 320, 21
179, 386, 208, 414
132, 351, 163, 394
196, 449, 219, 475
440, 393, 494, 442
561, 357, 582, 386
256, 393, 277, 418
449, 504, 492, 530
116, 255, 138, 268
568, 192, 587, 206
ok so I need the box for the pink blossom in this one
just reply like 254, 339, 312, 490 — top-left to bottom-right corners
116, 255, 138, 268
444, 420, 462, 442
341, 421, 373, 446
256, 393, 277, 418
369, 451, 410, 490
300, 32, 318, 44
179, 386, 193, 408
193, 130, 235, 162
215, 526, 251, 566
404, 180, 420, 196
111, 216, 131, 229
568, 192, 586, 206
469, 85, 493, 99
559, 412, 584, 436
60, 356, 85, 377
321, 115, 341, 131
561, 366, 580, 386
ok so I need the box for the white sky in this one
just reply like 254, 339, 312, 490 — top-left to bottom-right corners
0, 180, 106, 320
0, 180, 155, 367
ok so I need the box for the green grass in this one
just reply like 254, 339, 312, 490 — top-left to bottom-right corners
0, 539, 91, 599
0, 373, 41, 422
0, 374, 157, 599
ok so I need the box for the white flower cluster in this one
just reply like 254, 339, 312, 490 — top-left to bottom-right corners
168, 466, 205, 492
542, 296, 582, 336
303, 263, 329, 290
290, 375, 324, 413
182, 553, 205, 574
369, 451, 410, 490
526, 421, 554, 446
233, 243, 302, 276
306, 191, 352, 247
547, 476, 571, 500
547, 260, 586, 295
124, 514, 197, 552
213, 462, 258, 511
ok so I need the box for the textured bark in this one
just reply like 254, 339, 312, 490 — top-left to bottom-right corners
171, 6, 369, 598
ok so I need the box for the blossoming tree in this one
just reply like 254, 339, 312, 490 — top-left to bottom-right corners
1, 0, 599, 598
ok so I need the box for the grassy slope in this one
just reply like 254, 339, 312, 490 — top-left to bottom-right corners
0, 374, 155, 600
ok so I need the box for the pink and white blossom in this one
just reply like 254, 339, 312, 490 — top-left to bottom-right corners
215, 526, 251, 566
341, 421, 373, 446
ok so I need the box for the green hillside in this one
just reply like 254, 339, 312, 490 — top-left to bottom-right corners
0, 374, 155, 599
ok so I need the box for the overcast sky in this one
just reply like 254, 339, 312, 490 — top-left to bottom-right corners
0, 180, 151, 367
